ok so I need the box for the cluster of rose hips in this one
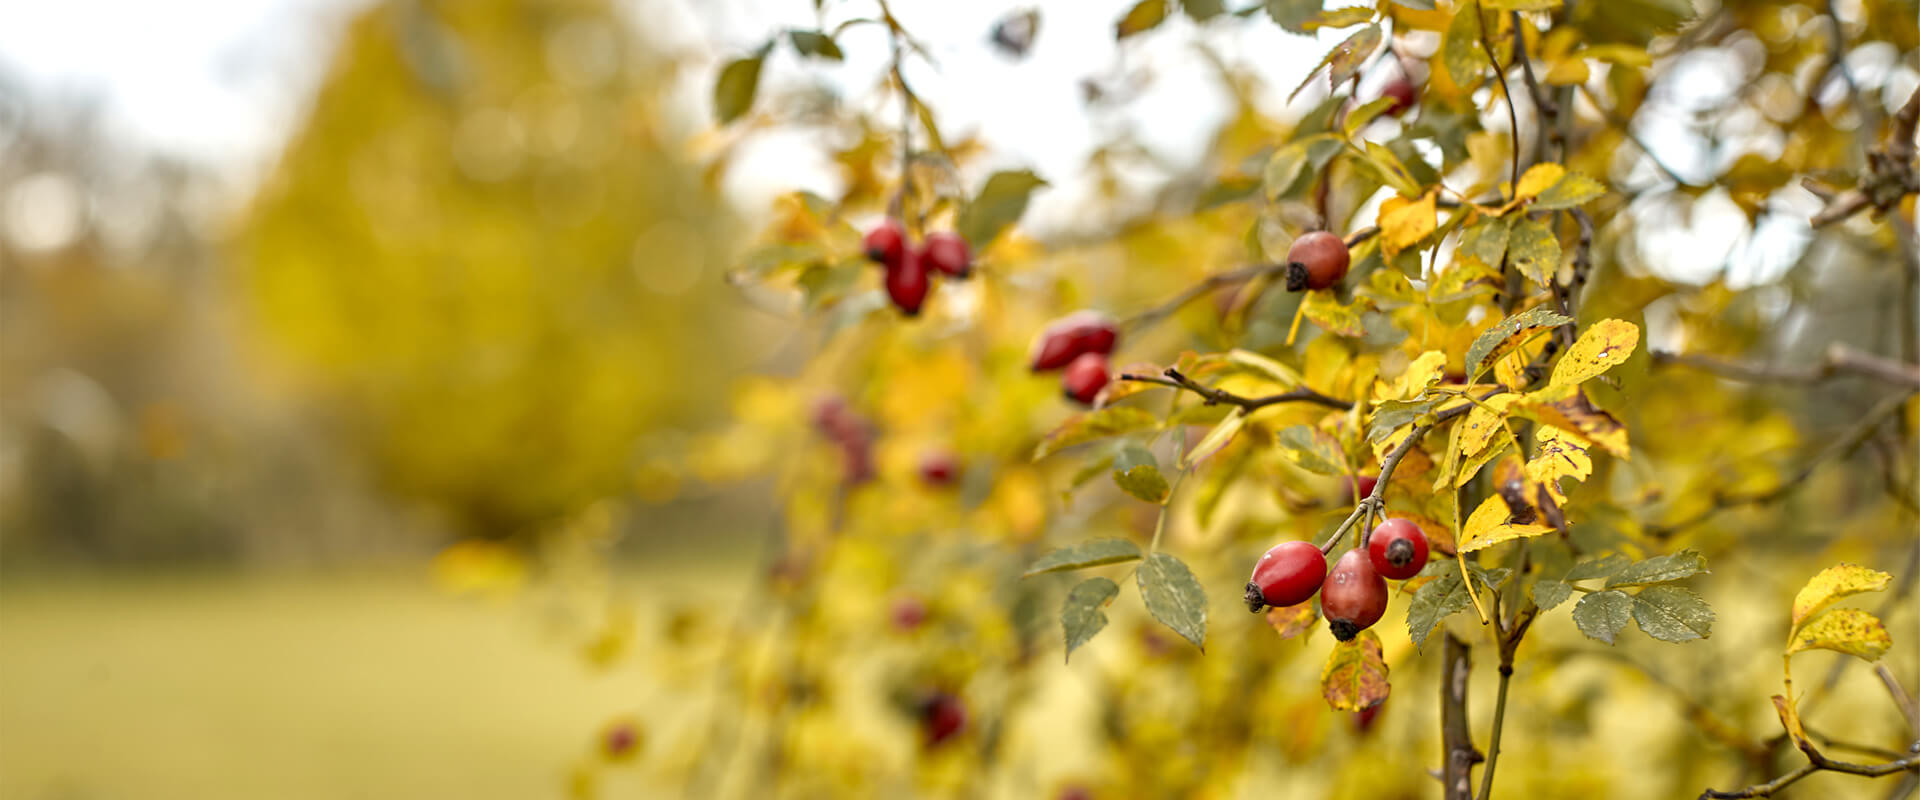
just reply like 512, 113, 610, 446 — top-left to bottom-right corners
1246, 509, 1429, 642
864, 219, 972, 316
1028, 311, 1120, 404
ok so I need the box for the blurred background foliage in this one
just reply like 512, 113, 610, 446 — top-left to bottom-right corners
0, 0, 1917, 798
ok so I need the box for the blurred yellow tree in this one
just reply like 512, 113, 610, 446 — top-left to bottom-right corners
236, 0, 744, 537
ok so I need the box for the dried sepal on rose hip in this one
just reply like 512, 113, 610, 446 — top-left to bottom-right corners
1366, 517, 1430, 580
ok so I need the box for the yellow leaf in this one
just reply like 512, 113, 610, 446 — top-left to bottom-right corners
1544, 57, 1589, 85
1378, 191, 1438, 256
1552, 319, 1640, 387
1459, 493, 1556, 552
1391, 350, 1449, 401
1524, 425, 1592, 504
1320, 629, 1390, 711
1790, 564, 1893, 630
1771, 695, 1809, 749
1515, 163, 1565, 201
1516, 384, 1631, 459
1457, 395, 1518, 459
1455, 440, 1512, 489
1184, 410, 1246, 468
1787, 608, 1892, 662
1267, 601, 1318, 640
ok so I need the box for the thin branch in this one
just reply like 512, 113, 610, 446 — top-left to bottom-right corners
1648, 390, 1917, 537
1509, 11, 1551, 168
1475, 1, 1522, 191
1120, 367, 1353, 412
1322, 397, 1486, 555
1879, 665, 1920, 741
1121, 226, 1382, 332
1477, 607, 1534, 800
1651, 344, 1920, 390
1442, 634, 1483, 800
1699, 752, 1920, 798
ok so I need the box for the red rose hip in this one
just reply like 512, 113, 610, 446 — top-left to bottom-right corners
1246, 540, 1328, 612
1061, 351, 1110, 405
1285, 231, 1350, 292
919, 450, 958, 487
1366, 518, 1429, 580
1030, 311, 1119, 371
922, 232, 972, 278
864, 219, 907, 266
1380, 76, 1417, 117
1343, 474, 1379, 503
1321, 548, 1388, 641
921, 692, 967, 748
885, 250, 931, 316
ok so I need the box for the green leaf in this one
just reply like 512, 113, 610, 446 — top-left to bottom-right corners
1368, 398, 1435, 443
1320, 629, 1390, 711
1631, 585, 1714, 643
1566, 552, 1630, 582
1407, 571, 1471, 650
1786, 608, 1891, 662
1532, 579, 1573, 611
1505, 216, 1561, 288
1112, 442, 1171, 504
1357, 140, 1422, 197
1534, 172, 1607, 210
1442, 0, 1486, 89
1606, 549, 1707, 588
1572, 589, 1632, 644
1138, 553, 1208, 650
713, 51, 768, 124
958, 170, 1048, 249
1343, 96, 1400, 136
1790, 563, 1892, 630
1181, 0, 1227, 21
1390, 0, 1435, 8
1264, 0, 1320, 33
1116, 0, 1170, 38
1025, 539, 1143, 576
1275, 426, 1344, 475
1466, 305, 1574, 377
1289, 24, 1382, 102
1263, 135, 1344, 201
787, 30, 844, 60
1062, 577, 1120, 662
1034, 406, 1159, 460
1458, 214, 1512, 270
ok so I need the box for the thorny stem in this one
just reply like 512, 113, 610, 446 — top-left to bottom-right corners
1441, 634, 1482, 800
1647, 389, 1917, 537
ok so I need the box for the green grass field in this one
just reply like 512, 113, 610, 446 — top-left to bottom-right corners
0, 566, 716, 800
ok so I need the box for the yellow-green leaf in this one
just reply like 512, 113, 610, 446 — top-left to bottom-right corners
1456, 394, 1518, 459
1786, 607, 1891, 662
1183, 410, 1246, 467
1536, 172, 1607, 210
1264, 135, 1345, 201
1442, 0, 1486, 90
1515, 163, 1565, 201
1320, 629, 1390, 711
1459, 493, 1556, 552
1360, 140, 1422, 197
1506, 216, 1561, 288
959, 170, 1048, 249
1790, 564, 1892, 630
713, 53, 767, 124
1552, 319, 1639, 387
1302, 289, 1369, 337
1116, 0, 1170, 38
1276, 425, 1346, 475
1467, 305, 1574, 377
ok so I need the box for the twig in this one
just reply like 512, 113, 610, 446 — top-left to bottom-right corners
1809, 83, 1920, 227
1509, 11, 1551, 168
1120, 226, 1382, 332
1651, 344, 1920, 390
1119, 367, 1353, 412
1321, 397, 1486, 555
1475, 1, 1522, 191
1477, 607, 1535, 800
1442, 634, 1483, 800
1879, 665, 1920, 741
1699, 751, 1920, 798
1648, 390, 1917, 537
